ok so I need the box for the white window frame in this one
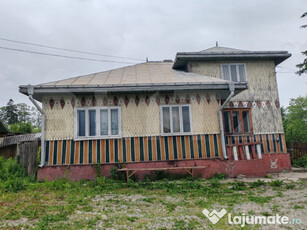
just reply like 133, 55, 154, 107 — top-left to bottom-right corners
160, 104, 193, 136
220, 63, 247, 82
74, 106, 122, 140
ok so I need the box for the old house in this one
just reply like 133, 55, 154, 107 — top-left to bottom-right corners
19, 46, 292, 181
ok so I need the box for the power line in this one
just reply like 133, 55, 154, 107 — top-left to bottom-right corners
0, 37, 145, 61
0, 46, 137, 64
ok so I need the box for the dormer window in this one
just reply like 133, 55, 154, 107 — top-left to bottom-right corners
221, 64, 247, 82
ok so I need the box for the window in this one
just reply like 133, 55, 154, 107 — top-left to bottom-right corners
221, 64, 247, 82
160, 105, 192, 135
223, 109, 252, 134
75, 107, 121, 139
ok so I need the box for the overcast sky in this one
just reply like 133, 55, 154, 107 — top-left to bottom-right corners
0, 0, 306, 108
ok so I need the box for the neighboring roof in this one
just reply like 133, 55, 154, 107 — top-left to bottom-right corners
19, 61, 247, 101
173, 46, 291, 70
0, 133, 41, 148
0, 120, 9, 134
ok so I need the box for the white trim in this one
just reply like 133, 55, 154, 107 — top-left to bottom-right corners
160, 104, 193, 136
74, 106, 121, 140
220, 63, 248, 82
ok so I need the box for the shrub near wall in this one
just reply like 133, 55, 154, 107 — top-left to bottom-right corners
0, 156, 30, 192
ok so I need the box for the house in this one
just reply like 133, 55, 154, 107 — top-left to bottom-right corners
19, 45, 292, 181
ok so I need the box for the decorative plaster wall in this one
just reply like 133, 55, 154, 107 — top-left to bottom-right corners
42, 91, 222, 140
188, 60, 284, 134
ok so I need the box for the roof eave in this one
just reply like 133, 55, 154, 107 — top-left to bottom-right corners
19, 82, 247, 102
173, 52, 292, 69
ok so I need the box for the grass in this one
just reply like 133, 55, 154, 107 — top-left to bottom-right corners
0, 157, 306, 229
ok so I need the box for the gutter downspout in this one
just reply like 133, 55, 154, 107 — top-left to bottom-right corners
218, 82, 235, 160
27, 85, 45, 167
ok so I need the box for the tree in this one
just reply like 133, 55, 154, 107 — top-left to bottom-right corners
296, 12, 307, 75
283, 96, 307, 143
16, 103, 31, 123
2, 99, 18, 125
0, 99, 42, 133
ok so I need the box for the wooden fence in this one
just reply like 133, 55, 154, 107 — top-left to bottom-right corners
18, 140, 39, 177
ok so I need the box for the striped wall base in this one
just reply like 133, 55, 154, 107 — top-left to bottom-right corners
45, 134, 223, 166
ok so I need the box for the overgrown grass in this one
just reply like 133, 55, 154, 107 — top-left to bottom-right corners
0, 157, 306, 229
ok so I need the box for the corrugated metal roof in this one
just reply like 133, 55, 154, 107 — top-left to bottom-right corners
19, 60, 248, 101
37, 62, 228, 87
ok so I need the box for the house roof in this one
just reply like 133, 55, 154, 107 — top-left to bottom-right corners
173, 46, 291, 70
0, 120, 9, 134
19, 61, 247, 101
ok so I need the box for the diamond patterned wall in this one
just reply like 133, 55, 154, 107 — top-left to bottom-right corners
188, 60, 284, 134
43, 91, 221, 140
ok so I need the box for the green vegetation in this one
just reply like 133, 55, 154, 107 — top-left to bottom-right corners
293, 155, 307, 168
0, 98, 41, 134
282, 96, 307, 143
0, 157, 306, 229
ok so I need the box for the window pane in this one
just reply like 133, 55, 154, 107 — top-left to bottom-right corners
162, 107, 170, 133
232, 111, 240, 132
111, 109, 119, 135
89, 110, 96, 136
230, 65, 238, 82
239, 65, 246, 82
100, 109, 108, 135
172, 107, 180, 133
78, 110, 85, 136
242, 111, 250, 132
182, 106, 191, 132
223, 111, 231, 133
222, 65, 230, 80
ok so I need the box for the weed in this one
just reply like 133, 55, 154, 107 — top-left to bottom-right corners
209, 178, 220, 188
248, 196, 273, 204
126, 216, 138, 222
261, 211, 271, 216
142, 197, 154, 203
93, 163, 102, 177
173, 219, 186, 229
293, 205, 304, 210
272, 204, 279, 213
264, 174, 272, 179
285, 183, 295, 189
269, 180, 283, 187
213, 173, 226, 180
231, 180, 247, 190
250, 180, 265, 188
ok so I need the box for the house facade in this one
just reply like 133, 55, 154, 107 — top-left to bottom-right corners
20, 46, 292, 181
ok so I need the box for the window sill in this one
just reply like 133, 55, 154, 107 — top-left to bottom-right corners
74, 135, 122, 141
161, 132, 193, 137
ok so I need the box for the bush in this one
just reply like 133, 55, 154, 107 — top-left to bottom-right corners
0, 156, 28, 192
293, 155, 307, 168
